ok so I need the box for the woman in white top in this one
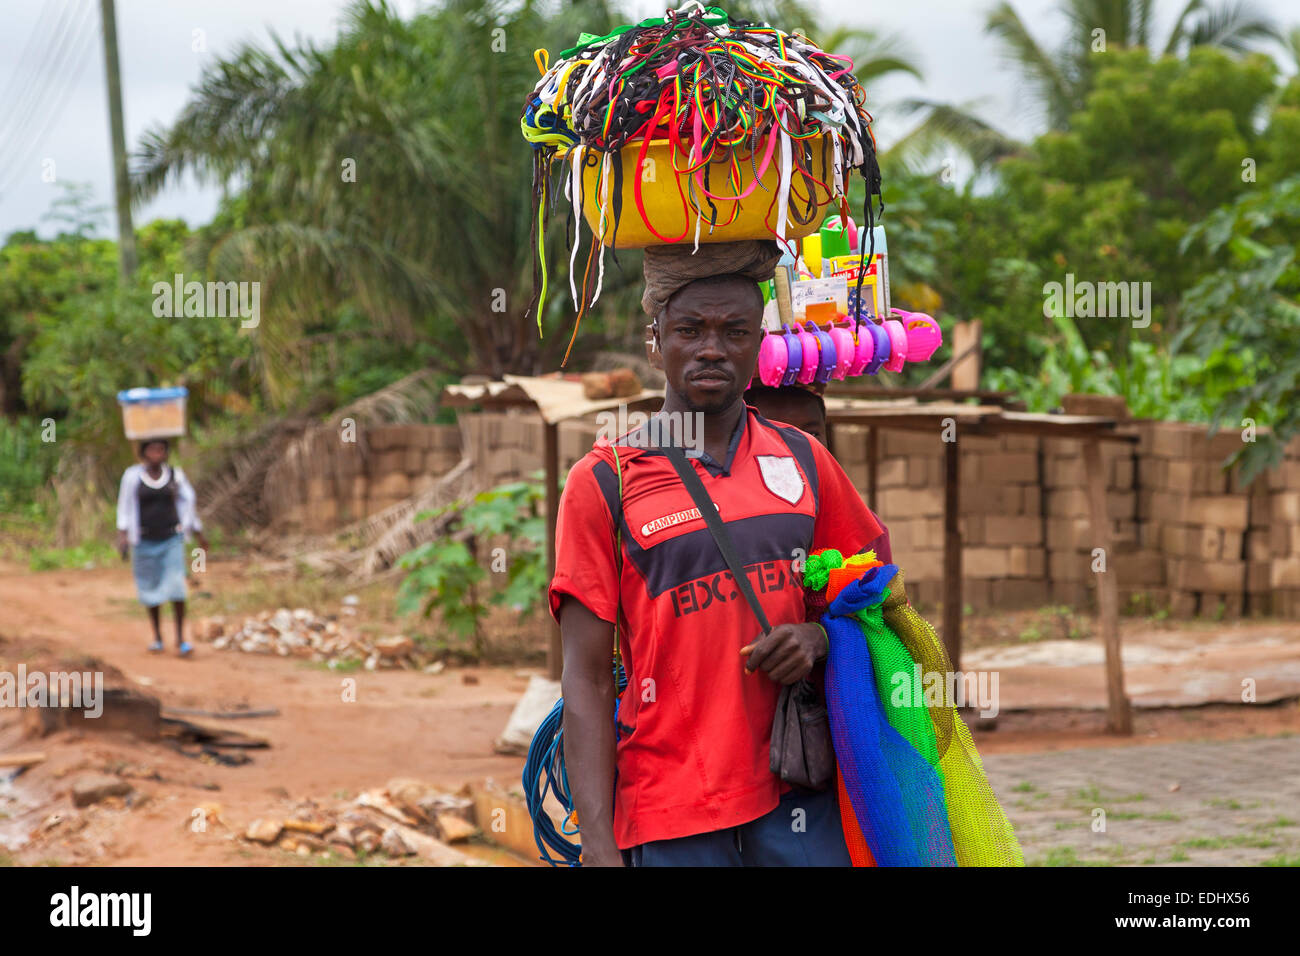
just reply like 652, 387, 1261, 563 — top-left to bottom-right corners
116, 438, 208, 655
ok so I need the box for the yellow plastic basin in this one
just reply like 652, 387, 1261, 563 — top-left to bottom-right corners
556, 134, 836, 249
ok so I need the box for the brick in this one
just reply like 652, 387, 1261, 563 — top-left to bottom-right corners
986, 515, 1042, 546
1166, 460, 1197, 493
1150, 423, 1201, 458
1244, 530, 1270, 562
1112, 550, 1166, 586
835, 426, 868, 464
1271, 523, 1292, 558
1221, 530, 1243, 560
1044, 438, 1083, 459
990, 579, 1051, 608
878, 487, 945, 518
882, 429, 945, 456
876, 458, 907, 488
979, 452, 1039, 484
404, 445, 425, 474
1136, 457, 1167, 489
1248, 560, 1271, 593
1008, 546, 1045, 577
1045, 457, 1085, 488
964, 548, 1010, 579
1107, 490, 1136, 520
1022, 484, 1042, 515
1049, 551, 1087, 582
894, 548, 942, 581
1170, 559, 1245, 592
1271, 557, 1300, 588
1046, 517, 1092, 550
1184, 496, 1249, 531
959, 514, 985, 545
372, 472, 411, 499
375, 449, 406, 476
906, 457, 935, 486
1272, 492, 1300, 523
1111, 457, 1134, 489
1168, 590, 1197, 619
1046, 489, 1089, 518
1050, 580, 1090, 607
1000, 434, 1039, 453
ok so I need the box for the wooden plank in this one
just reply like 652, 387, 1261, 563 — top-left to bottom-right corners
0, 752, 46, 769
943, 439, 962, 670
1083, 438, 1132, 735
950, 320, 983, 391
545, 420, 562, 681
867, 426, 878, 513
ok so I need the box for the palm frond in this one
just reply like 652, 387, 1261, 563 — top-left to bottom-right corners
985, 1, 1078, 129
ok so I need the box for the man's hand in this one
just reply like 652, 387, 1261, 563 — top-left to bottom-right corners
740, 622, 827, 685
115, 530, 128, 561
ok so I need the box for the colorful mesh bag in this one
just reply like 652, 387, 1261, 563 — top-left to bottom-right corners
822, 567, 957, 866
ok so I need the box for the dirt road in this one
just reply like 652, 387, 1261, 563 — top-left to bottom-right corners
0, 558, 528, 865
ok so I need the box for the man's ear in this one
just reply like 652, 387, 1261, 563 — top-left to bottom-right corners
645, 321, 664, 371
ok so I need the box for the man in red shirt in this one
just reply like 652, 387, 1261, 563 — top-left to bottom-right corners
549, 240, 888, 866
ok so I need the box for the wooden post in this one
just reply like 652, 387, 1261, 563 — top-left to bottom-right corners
942, 438, 962, 671
544, 421, 562, 681
1083, 438, 1132, 734
950, 320, 983, 392
866, 426, 878, 513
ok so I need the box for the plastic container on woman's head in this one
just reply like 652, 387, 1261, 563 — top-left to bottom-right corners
117, 387, 188, 440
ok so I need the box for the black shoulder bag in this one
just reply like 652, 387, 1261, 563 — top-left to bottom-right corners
662, 444, 835, 793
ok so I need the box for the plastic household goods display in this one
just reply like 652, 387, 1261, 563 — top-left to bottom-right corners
521, 1, 884, 364
802, 549, 1024, 867
117, 387, 188, 440
750, 309, 942, 388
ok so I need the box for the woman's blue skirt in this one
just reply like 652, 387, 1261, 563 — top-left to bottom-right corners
132, 533, 187, 607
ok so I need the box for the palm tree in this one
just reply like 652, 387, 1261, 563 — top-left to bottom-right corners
987, 0, 1283, 130
132, 0, 631, 396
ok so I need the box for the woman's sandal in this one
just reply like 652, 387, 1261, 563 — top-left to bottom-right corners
148, 640, 164, 653
178, 642, 194, 658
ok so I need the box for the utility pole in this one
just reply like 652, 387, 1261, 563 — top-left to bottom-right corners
99, 0, 136, 278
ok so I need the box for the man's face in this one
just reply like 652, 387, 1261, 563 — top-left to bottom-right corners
656, 278, 763, 415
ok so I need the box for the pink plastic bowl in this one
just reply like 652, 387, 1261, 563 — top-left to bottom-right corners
829, 326, 855, 380
848, 320, 874, 376
796, 327, 820, 384
757, 331, 788, 386
882, 318, 908, 372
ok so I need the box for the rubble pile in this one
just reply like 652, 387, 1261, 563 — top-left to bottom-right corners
198, 607, 440, 672
238, 779, 481, 863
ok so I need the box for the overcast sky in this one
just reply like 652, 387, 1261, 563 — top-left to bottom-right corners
0, 0, 1295, 239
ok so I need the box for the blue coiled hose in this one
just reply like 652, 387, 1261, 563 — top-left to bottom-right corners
523, 660, 627, 866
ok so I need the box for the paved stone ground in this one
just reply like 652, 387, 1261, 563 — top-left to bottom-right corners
984, 736, 1300, 866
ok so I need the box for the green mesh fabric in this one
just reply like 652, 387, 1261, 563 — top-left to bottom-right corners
855, 594, 944, 782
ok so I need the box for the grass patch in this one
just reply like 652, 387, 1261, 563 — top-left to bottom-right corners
1262, 853, 1300, 866
1147, 812, 1183, 822
1256, 818, 1297, 830
1013, 781, 1036, 793
1029, 846, 1109, 867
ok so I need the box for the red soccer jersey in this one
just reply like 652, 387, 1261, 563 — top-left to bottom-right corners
548, 403, 887, 849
